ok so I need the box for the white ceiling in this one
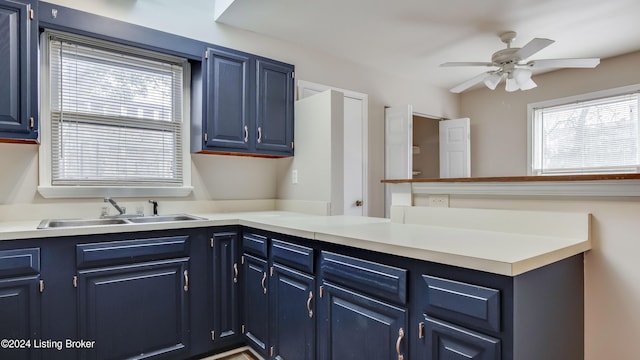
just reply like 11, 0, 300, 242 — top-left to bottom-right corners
215, 0, 640, 92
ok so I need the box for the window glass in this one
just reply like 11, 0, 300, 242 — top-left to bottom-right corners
531, 91, 639, 175
45, 31, 187, 187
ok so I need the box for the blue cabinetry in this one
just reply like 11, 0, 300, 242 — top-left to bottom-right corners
241, 253, 269, 355
196, 47, 294, 157
0, 248, 41, 360
0, 0, 37, 140
210, 230, 240, 344
0, 224, 584, 360
269, 239, 315, 360
255, 58, 294, 155
318, 251, 408, 360
415, 275, 501, 360
203, 48, 251, 152
75, 236, 191, 360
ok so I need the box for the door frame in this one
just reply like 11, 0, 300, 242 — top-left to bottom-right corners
297, 80, 369, 216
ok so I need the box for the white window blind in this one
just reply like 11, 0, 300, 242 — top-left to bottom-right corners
47, 32, 185, 187
532, 92, 640, 175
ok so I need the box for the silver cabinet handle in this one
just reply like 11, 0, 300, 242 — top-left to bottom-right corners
418, 322, 425, 339
257, 127, 262, 144
244, 125, 249, 143
261, 272, 267, 294
396, 328, 405, 360
233, 263, 238, 283
183, 270, 189, 292
307, 291, 313, 318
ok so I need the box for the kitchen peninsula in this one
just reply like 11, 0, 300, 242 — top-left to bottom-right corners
0, 206, 589, 360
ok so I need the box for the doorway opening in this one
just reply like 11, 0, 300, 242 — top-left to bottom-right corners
412, 115, 440, 179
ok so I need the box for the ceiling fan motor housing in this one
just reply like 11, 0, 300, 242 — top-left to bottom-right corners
492, 48, 520, 67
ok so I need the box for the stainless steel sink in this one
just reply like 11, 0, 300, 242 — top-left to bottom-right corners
38, 218, 130, 229
126, 214, 206, 223
37, 214, 206, 229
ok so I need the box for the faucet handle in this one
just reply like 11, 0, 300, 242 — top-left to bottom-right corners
149, 200, 159, 216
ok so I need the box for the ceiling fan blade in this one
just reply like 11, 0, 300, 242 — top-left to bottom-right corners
515, 38, 554, 60
440, 62, 494, 67
526, 58, 600, 68
449, 72, 490, 93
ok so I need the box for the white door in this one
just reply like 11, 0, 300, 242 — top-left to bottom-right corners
439, 118, 470, 178
298, 81, 368, 216
384, 105, 413, 218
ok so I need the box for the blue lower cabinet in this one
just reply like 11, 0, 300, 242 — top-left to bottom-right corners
0, 275, 41, 360
420, 316, 500, 360
269, 263, 315, 360
318, 281, 408, 360
211, 231, 240, 343
77, 258, 190, 360
0, 247, 41, 360
241, 253, 269, 356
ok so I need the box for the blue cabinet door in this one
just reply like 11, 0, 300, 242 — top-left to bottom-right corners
77, 258, 190, 360
203, 47, 250, 151
318, 281, 408, 360
418, 316, 500, 360
269, 263, 315, 360
241, 253, 269, 356
0, 247, 41, 360
255, 58, 294, 156
0, 276, 41, 360
211, 231, 240, 343
0, 0, 37, 140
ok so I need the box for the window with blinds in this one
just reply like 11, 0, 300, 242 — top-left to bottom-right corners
46, 31, 186, 187
531, 91, 640, 175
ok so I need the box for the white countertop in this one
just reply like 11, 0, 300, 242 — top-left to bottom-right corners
0, 211, 591, 276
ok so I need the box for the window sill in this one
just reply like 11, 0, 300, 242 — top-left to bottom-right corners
382, 174, 640, 197
38, 185, 194, 199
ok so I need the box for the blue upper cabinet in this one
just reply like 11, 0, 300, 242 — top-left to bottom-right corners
197, 46, 294, 157
203, 48, 251, 151
0, 0, 38, 141
256, 58, 294, 155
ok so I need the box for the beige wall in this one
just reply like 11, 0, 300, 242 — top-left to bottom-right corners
460, 50, 640, 176
456, 51, 640, 360
34, 0, 460, 217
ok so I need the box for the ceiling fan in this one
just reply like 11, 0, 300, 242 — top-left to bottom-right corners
441, 31, 600, 93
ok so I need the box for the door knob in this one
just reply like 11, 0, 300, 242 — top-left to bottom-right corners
355, 200, 363, 207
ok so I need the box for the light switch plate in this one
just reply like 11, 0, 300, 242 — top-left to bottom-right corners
292, 170, 298, 184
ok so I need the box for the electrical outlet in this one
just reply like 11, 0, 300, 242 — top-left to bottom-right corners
292, 169, 298, 184
428, 194, 450, 208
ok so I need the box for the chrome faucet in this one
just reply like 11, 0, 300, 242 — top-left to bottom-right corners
104, 197, 126, 215
149, 200, 158, 216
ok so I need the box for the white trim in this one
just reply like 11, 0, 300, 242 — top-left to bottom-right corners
411, 180, 640, 197
527, 83, 640, 175
297, 80, 369, 216
37, 185, 194, 198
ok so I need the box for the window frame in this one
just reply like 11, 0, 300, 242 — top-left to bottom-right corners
38, 30, 193, 198
527, 84, 640, 176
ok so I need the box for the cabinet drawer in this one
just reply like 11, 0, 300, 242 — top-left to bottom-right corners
0, 248, 40, 277
423, 315, 501, 360
321, 251, 407, 304
270, 239, 313, 273
421, 275, 501, 332
76, 236, 189, 268
242, 233, 268, 258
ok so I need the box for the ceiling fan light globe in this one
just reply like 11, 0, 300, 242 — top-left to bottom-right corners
483, 74, 502, 90
519, 77, 537, 90
513, 68, 532, 84
505, 77, 519, 92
